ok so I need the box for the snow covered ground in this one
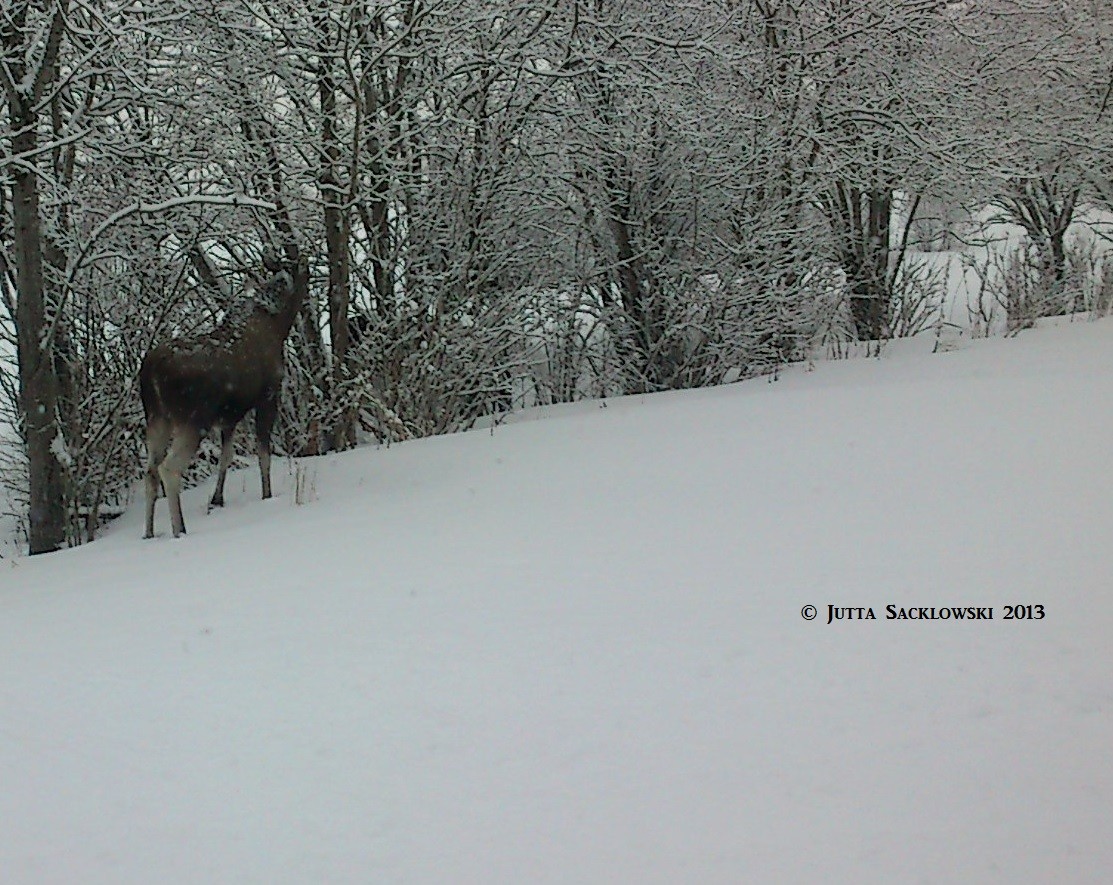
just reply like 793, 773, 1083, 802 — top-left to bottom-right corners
2, 318, 1111, 883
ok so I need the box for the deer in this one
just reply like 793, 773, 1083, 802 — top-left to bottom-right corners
140, 252, 308, 538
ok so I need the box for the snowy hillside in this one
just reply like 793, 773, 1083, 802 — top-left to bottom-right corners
2, 319, 1112, 883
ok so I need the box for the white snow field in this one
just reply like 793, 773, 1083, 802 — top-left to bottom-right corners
2, 319, 1112, 884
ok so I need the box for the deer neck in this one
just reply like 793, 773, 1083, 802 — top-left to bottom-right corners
273, 265, 307, 338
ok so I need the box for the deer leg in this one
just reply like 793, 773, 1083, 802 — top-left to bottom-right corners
255, 390, 278, 500
209, 423, 236, 510
143, 417, 171, 539
159, 425, 201, 538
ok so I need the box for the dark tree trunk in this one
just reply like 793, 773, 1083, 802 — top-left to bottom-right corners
827, 183, 899, 342
3, 3, 70, 554
1049, 228, 1067, 288
316, 7, 354, 450
848, 280, 886, 342
359, 8, 405, 314
10, 119, 66, 554
1002, 176, 1079, 312
606, 206, 658, 389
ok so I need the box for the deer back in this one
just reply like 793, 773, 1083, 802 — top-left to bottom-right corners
140, 257, 306, 432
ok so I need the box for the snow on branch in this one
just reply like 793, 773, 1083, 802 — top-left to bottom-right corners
41, 193, 279, 357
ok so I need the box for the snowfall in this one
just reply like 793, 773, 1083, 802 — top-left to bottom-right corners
1, 317, 1111, 884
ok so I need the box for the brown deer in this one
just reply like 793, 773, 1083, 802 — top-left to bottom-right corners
140, 253, 308, 538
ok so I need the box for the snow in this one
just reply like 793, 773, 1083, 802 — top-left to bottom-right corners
48, 431, 73, 469
2, 318, 1112, 883
888, 204, 1113, 339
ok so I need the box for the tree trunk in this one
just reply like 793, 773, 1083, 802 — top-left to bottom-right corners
359, 12, 401, 313
11, 121, 66, 554
848, 277, 886, 342
1003, 178, 1079, 313
2, 1, 71, 553
829, 183, 894, 342
316, 9, 354, 450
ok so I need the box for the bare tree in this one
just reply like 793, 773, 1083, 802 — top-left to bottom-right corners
967, 2, 1113, 303
4, 0, 1107, 552
2, 0, 75, 553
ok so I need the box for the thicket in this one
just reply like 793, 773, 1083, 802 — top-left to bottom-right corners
2, 1, 1111, 552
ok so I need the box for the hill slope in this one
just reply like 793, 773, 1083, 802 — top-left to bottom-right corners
2, 320, 1112, 883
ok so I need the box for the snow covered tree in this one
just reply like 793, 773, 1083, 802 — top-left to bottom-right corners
3, 0, 88, 552
802, 1, 950, 340
962, 1, 1113, 302
4, 0, 1108, 552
